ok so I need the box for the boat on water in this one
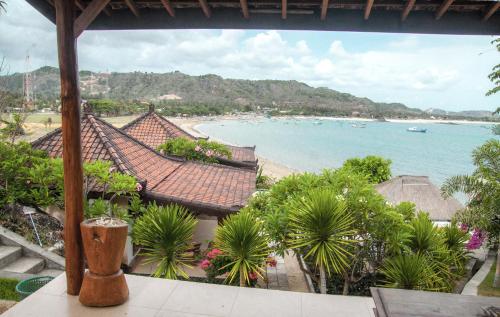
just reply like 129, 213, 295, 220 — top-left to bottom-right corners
313, 121, 323, 125
407, 127, 427, 133
352, 123, 366, 128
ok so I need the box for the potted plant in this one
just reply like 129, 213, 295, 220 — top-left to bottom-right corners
78, 161, 141, 306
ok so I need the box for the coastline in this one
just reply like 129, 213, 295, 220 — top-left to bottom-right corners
169, 116, 298, 180
170, 114, 498, 126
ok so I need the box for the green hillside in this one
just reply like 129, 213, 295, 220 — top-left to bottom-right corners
0, 66, 484, 119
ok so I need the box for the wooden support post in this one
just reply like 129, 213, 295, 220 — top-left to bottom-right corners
281, 0, 287, 19
54, 0, 85, 296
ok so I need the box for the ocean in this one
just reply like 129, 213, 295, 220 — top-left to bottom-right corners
196, 118, 498, 187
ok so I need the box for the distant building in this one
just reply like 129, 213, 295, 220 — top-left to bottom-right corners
376, 175, 463, 224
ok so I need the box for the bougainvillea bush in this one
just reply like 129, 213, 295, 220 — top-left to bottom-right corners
157, 137, 232, 163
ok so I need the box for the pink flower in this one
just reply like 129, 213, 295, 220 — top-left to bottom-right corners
200, 259, 212, 270
207, 248, 222, 259
266, 257, 277, 268
136, 183, 143, 192
466, 228, 486, 250
460, 223, 469, 232
194, 145, 202, 152
206, 150, 213, 157
248, 271, 258, 281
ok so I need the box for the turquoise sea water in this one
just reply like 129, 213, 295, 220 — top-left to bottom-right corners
197, 118, 498, 187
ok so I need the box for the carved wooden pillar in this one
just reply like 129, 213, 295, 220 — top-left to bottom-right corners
54, 0, 85, 296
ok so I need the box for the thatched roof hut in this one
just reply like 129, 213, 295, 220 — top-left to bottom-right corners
375, 175, 463, 222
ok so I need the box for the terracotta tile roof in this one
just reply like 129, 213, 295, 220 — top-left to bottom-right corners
122, 111, 257, 167
32, 114, 256, 215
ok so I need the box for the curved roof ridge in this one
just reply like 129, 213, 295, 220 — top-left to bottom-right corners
153, 112, 196, 139
86, 114, 134, 176
92, 115, 186, 163
120, 110, 152, 131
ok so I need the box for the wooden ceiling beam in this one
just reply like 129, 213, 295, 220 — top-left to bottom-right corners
74, 0, 111, 38
435, 0, 454, 20
364, 0, 374, 20
198, 0, 212, 17
320, 0, 329, 20
282, 0, 287, 19
75, 0, 111, 16
401, 0, 416, 21
240, 0, 249, 18
160, 0, 175, 17
483, 1, 500, 21
124, 0, 140, 17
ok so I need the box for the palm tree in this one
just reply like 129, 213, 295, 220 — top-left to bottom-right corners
215, 209, 269, 287
0, 1, 6, 12
132, 203, 197, 279
288, 189, 355, 294
442, 139, 500, 287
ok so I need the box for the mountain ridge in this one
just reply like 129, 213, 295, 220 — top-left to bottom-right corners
0, 66, 495, 119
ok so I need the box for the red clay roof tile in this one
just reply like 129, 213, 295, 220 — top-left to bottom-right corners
32, 114, 256, 214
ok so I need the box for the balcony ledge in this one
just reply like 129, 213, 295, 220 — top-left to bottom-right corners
3, 273, 375, 317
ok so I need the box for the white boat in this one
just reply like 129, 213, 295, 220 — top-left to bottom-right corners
407, 127, 427, 133
352, 123, 366, 128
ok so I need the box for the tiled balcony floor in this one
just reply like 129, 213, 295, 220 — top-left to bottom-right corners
2, 274, 376, 317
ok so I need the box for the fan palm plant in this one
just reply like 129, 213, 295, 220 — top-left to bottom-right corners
132, 203, 197, 279
381, 253, 440, 290
0, 1, 6, 12
214, 209, 269, 287
288, 188, 355, 294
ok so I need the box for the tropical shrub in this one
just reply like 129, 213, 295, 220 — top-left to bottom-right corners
441, 139, 500, 287
341, 155, 392, 184
381, 213, 469, 292
0, 113, 27, 143
0, 141, 54, 208
381, 253, 439, 290
133, 203, 197, 279
288, 188, 355, 294
214, 209, 269, 286
157, 137, 232, 163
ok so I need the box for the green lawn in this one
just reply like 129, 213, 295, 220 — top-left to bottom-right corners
25, 113, 61, 124
0, 278, 19, 301
478, 258, 500, 297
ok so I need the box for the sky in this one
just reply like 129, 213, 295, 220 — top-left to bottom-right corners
0, 0, 499, 112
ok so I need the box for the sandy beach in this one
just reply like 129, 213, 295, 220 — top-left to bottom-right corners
169, 116, 298, 179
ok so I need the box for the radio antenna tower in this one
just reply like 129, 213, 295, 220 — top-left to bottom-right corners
23, 53, 34, 111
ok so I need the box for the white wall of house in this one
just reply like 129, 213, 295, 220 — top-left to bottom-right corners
193, 215, 218, 251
